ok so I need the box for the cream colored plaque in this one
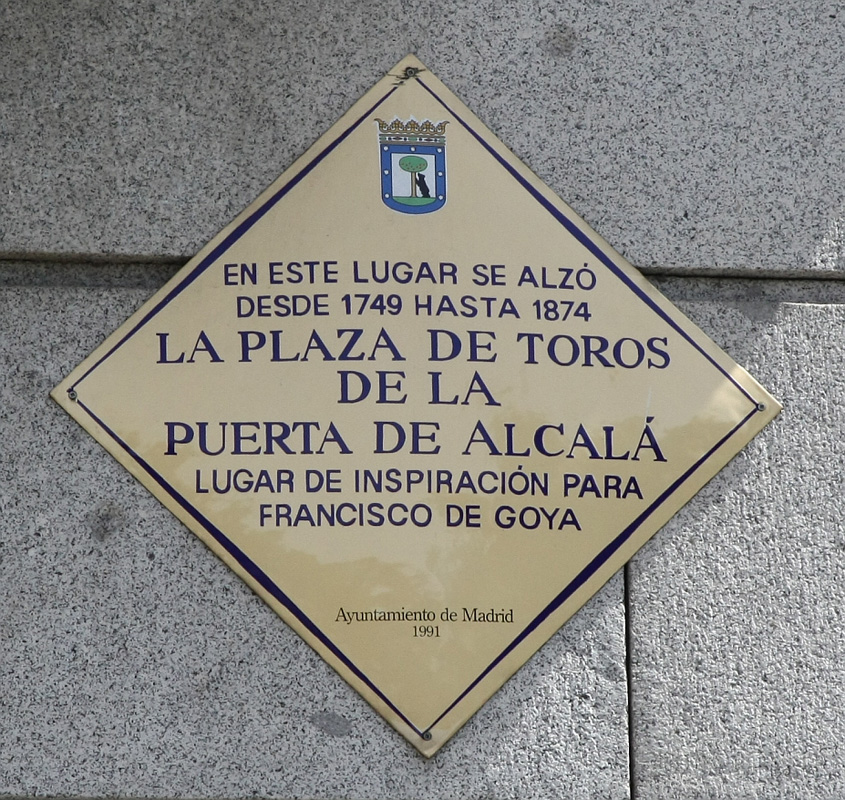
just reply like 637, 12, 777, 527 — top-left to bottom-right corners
52, 56, 780, 756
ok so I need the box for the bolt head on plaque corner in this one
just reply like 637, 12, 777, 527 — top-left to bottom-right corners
51, 55, 780, 756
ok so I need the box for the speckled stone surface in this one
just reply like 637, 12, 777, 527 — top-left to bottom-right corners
3, 0, 845, 790
630, 278, 845, 798
0, 278, 630, 799
2, 0, 844, 273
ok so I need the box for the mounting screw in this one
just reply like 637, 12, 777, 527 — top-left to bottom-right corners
68, 389, 78, 401
756, 402, 766, 412
422, 731, 432, 741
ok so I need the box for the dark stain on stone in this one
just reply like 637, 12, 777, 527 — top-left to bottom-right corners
543, 24, 577, 57
89, 501, 126, 541
310, 711, 352, 737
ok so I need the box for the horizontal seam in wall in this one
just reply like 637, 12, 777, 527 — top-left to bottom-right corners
3, 252, 845, 282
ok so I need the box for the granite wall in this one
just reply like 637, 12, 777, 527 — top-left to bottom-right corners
2, 1, 844, 797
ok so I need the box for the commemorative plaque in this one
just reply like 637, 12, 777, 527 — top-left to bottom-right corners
52, 55, 780, 755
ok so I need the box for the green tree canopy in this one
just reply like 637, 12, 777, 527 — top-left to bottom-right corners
399, 155, 428, 174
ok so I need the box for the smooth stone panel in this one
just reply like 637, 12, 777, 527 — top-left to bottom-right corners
0, 274, 630, 799
629, 278, 845, 797
1, 0, 843, 274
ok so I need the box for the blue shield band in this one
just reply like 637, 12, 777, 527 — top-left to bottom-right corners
379, 141, 447, 214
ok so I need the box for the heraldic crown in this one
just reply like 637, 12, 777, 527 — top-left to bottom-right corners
375, 117, 448, 145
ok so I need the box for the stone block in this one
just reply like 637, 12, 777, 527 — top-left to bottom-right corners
629, 277, 845, 797
0, 273, 630, 798
1, 1, 843, 274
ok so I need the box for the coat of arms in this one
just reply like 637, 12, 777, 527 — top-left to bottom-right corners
376, 117, 447, 214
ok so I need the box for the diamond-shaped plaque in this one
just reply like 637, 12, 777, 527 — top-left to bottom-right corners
52, 55, 780, 756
